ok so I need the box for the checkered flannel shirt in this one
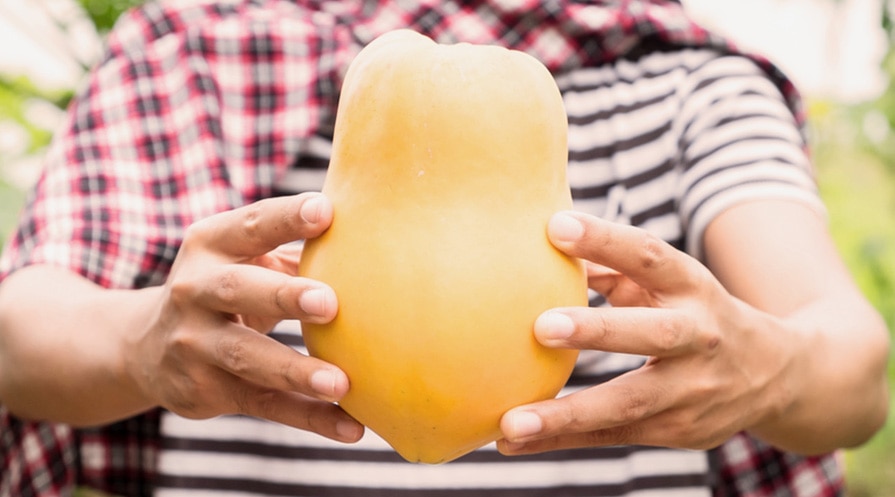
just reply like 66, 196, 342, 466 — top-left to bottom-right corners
0, 0, 843, 496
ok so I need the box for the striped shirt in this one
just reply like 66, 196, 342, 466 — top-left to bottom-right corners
0, 1, 844, 496
152, 47, 823, 496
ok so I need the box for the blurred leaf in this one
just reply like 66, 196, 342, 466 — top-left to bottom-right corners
812, 109, 895, 497
0, 74, 73, 109
77, 0, 144, 33
0, 75, 72, 153
0, 177, 26, 251
883, 0, 893, 36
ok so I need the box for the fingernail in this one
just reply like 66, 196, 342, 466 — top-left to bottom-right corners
548, 213, 584, 242
336, 419, 363, 441
310, 369, 338, 397
507, 411, 543, 441
535, 311, 575, 343
500, 440, 528, 453
300, 195, 324, 223
300, 287, 336, 318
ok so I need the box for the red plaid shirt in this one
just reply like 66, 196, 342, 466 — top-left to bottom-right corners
0, 0, 842, 496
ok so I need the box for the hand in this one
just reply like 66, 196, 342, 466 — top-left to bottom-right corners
497, 211, 795, 453
125, 192, 364, 443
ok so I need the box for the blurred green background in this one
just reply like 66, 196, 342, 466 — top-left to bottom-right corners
0, 0, 892, 496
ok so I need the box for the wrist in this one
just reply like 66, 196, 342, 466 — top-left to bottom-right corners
723, 296, 804, 440
117, 286, 166, 415
745, 293, 890, 454
744, 311, 813, 450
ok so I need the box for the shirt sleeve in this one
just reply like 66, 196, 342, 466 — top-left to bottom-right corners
0, 1, 338, 289
674, 53, 826, 260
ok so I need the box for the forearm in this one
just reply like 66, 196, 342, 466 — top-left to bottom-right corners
750, 291, 890, 454
702, 200, 890, 454
0, 264, 158, 425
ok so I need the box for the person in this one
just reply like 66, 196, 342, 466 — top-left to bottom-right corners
0, 0, 889, 495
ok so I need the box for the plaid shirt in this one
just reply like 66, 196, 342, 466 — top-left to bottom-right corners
0, 0, 842, 496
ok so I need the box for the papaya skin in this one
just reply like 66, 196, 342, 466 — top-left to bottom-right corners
297, 29, 588, 464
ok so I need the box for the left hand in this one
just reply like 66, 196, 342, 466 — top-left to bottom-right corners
497, 210, 796, 454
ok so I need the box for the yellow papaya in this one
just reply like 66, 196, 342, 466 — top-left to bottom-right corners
298, 29, 587, 464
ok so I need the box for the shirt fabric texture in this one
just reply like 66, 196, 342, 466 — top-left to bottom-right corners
0, 0, 842, 496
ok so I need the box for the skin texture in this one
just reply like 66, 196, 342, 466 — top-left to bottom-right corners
0, 194, 888, 455
0, 193, 364, 443
497, 199, 890, 456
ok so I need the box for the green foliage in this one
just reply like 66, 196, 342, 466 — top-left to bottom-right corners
814, 133, 895, 331
811, 106, 895, 497
865, 1, 895, 175
77, 0, 144, 33
809, 98, 895, 497
0, 178, 25, 250
0, 75, 72, 153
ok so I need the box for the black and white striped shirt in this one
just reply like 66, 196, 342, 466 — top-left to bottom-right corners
154, 47, 822, 497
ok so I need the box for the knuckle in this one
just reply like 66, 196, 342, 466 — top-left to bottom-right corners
170, 397, 214, 419
637, 233, 667, 270
654, 315, 686, 351
615, 388, 655, 424
588, 311, 614, 345
167, 326, 199, 356
277, 359, 302, 391
304, 405, 323, 434
216, 336, 252, 376
701, 329, 723, 354
598, 312, 616, 343
591, 424, 640, 446
166, 379, 213, 419
211, 267, 241, 309
168, 273, 201, 305
273, 281, 297, 316
182, 218, 212, 251
683, 374, 722, 406
239, 202, 266, 242
692, 377, 720, 400
238, 200, 283, 242
246, 388, 281, 418
561, 397, 589, 432
231, 385, 253, 414
685, 262, 716, 294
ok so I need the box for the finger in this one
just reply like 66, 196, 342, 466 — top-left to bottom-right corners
534, 307, 700, 357
193, 263, 337, 324
241, 315, 280, 334
547, 211, 703, 294
225, 379, 364, 443
498, 426, 644, 455
249, 243, 304, 275
187, 193, 332, 260
200, 321, 350, 403
498, 408, 725, 454
585, 262, 652, 307
585, 262, 618, 280
500, 368, 672, 445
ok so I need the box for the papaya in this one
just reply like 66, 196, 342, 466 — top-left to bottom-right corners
297, 29, 587, 464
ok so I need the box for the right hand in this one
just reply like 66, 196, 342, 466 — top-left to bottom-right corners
125, 192, 364, 443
